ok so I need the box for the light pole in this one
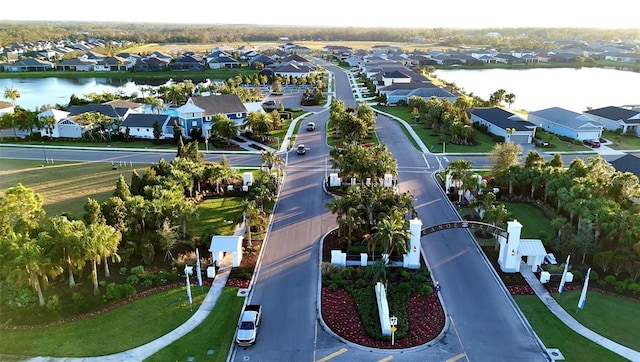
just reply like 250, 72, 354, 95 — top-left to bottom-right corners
442, 141, 446, 155
205, 137, 208, 152
41, 141, 47, 165
275, 136, 280, 151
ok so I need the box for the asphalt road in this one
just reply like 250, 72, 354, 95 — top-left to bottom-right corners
1, 62, 623, 361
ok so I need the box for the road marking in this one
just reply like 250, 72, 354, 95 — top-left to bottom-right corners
315, 348, 348, 362
446, 352, 467, 362
378, 356, 394, 362
449, 316, 469, 362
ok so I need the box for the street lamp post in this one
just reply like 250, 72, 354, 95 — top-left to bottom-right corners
41, 141, 47, 165
275, 136, 280, 151
442, 141, 446, 155
205, 137, 208, 152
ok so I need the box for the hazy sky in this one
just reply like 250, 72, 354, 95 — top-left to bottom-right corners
3, 0, 638, 29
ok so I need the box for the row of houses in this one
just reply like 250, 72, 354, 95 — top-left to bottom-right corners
34, 94, 254, 141
350, 52, 640, 145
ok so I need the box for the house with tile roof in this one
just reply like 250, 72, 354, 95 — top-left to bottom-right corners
583, 106, 640, 136
380, 82, 457, 104
527, 107, 603, 141
468, 107, 536, 144
174, 94, 248, 138
120, 113, 173, 139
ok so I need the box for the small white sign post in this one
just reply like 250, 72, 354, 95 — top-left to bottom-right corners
390, 316, 398, 345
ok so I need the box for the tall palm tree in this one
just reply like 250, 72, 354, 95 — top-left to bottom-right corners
4, 86, 20, 107
260, 150, 284, 173
211, 114, 239, 146
369, 211, 409, 268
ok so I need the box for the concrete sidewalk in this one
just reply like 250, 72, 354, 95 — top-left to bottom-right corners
24, 254, 234, 362
520, 263, 640, 362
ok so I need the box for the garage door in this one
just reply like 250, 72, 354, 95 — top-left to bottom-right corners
510, 134, 530, 144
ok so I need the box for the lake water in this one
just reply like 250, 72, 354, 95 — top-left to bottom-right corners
435, 67, 639, 112
1, 67, 638, 112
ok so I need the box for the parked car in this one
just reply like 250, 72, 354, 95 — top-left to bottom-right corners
236, 304, 262, 346
583, 139, 601, 148
306, 122, 315, 131
296, 144, 306, 155
262, 100, 277, 110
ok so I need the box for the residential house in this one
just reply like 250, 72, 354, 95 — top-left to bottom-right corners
120, 113, 173, 139
172, 53, 206, 71
468, 107, 536, 144
583, 106, 640, 136
103, 100, 144, 114
273, 62, 316, 78
134, 57, 170, 71
248, 54, 275, 68
380, 82, 457, 104
0, 101, 14, 115
55, 57, 97, 71
174, 94, 248, 138
94, 56, 130, 71
609, 154, 640, 179
206, 51, 240, 69
527, 107, 603, 141
37, 109, 76, 138
1, 58, 54, 72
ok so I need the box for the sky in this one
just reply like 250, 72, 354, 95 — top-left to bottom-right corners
3, 0, 639, 29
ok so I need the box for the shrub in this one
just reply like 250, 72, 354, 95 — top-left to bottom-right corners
126, 275, 140, 285
329, 282, 339, 292
604, 275, 617, 286
119, 267, 128, 276
105, 283, 137, 301
588, 269, 599, 281
72, 292, 89, 313
45, 294, 61, 314
130, 265, 144, 276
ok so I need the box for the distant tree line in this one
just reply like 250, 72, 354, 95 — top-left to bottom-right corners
1, 21, 638, 50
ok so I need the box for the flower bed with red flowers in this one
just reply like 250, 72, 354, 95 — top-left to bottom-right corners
321, 286, 445, 348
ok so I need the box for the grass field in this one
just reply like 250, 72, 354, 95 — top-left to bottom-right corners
0, 159, 136, 217
145, 287, 245, 362
0, 286, 209, 357
514, 295, 629, 362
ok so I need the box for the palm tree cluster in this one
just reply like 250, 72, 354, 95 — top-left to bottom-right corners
0, 150, 241, 309
408, 95, 476, 146
328, 184, 416, 260
484, 146, 640, 278
329, 142, 397, 186
330, 99, 376, 144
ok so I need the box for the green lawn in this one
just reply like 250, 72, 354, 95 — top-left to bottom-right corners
187, 196, 245, 243
0, 159, 136, 218
146, 287, 245, 362
603, 130, 640, 150
0, 286, 210, 357
502, 201, 555, 241
514, 295, 629, 362
553, 290, 640, 350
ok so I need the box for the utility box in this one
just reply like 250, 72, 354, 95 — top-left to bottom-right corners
540, 271, 550, 283
243, 172, 253, 186
329, 173, 341, 187
207, 266, 216, 278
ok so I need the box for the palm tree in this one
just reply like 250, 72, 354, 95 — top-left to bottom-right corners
243, 200, 266, 247
4, 87, 20, 107
211, 113, 239, 146
369, 211, 409, 267
260, 150, 284, 173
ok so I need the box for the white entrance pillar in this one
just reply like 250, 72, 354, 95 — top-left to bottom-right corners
498, 220, 522, 273
406, 218, 422, 269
